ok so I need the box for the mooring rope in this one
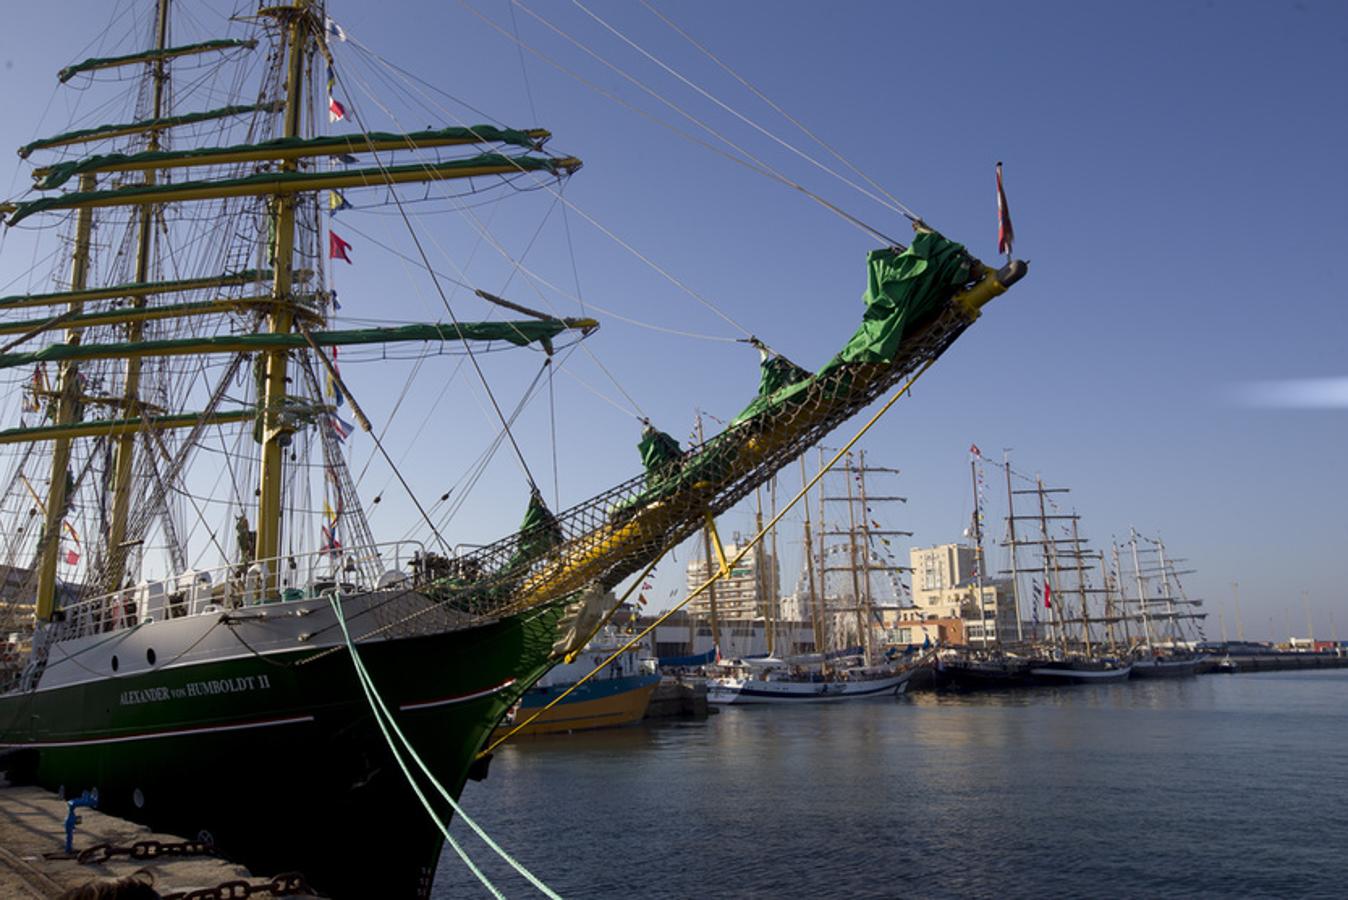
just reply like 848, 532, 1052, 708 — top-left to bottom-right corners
329, 595, 564, 899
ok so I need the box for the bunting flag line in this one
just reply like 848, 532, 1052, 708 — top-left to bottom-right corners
330, 414, 355, 441
329, 230, 352, 263
996, 162, 1014, 258
320, 523, 341, 558
321, 498, 344, 558
328, 96, 346, 123
328, 190, 352, 215
325, 347, 344, 407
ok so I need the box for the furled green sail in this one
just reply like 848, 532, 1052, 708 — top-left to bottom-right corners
0, 270, 273, 312
6, 154, 579, 225
17, 103, 280, 158
628, 232, 974, 509
638, 426, 683, 479
58, 38, 257, 82
0, 320, 595, 370
33, 126, 549, 189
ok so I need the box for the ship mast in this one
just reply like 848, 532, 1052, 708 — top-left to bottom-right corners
798, 454, 825, 663
1069, 514, 1092, 656
969, 453, 989, 647
33, 175, 96, 621
695, 413, 723, 656
1001, 451, 1024, 642
255, 0, 312, 588
1129, 527, 1153, 651
754, 484, 770, 656
767, 476, 781, 657
106, 0, 173, 592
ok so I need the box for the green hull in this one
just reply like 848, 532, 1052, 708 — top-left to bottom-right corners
0, 601, 567, 898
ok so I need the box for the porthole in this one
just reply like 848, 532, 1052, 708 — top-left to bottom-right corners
111, 655, 119, 672
146, 648, 157, 666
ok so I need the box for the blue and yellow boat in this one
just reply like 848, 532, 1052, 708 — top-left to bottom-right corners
495, 630, 661, 738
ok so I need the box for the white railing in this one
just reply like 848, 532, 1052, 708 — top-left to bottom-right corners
47, 540, 427, 643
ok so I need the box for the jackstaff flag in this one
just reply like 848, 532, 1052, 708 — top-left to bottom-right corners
996, 162, 1014, 257
329, 231, 352, 263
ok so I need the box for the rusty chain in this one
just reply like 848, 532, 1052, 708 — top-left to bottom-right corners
160, 872, 312, 899
77, 839, 215, 864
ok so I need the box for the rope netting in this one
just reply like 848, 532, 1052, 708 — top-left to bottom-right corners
411, 274, 986, 628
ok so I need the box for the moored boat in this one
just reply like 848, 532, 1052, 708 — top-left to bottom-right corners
493, 629, 661, 738
1029, 659, 1133, 683
1130, 654, 1202, 678
938, 654, 1046, 690
707, 658, 914, 704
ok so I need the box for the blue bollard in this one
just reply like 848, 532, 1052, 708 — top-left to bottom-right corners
65, 789, 98, 853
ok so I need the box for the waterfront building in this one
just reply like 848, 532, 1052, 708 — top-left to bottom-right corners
685, 542, 779, 622
642, 609, 816, 662
908, 543, 1020, 644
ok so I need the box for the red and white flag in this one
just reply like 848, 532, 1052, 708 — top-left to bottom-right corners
1043, 582, 1053, 609
969, 443, 982, 458
996, 162, 1014, 257
328, 96, 347, 123
329, 230, 353, 264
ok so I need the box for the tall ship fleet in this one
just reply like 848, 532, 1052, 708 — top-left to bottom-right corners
0, 1, 1027, 895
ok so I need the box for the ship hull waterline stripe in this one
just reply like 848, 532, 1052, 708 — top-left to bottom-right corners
399, 678, 516, 712
0, 713, 314, 749
720, 679, 908, 700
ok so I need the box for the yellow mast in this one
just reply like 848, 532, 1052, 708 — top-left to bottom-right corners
106, 0, 171, 592
255, 0, 310, 587
33, 175, 97, 621
695, 413, 723, 655
799, 455, 826, 663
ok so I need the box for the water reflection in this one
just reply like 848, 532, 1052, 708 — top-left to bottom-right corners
437, 671, 1348, 899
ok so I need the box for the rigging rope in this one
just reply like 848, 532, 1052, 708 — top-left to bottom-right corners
481, 355, 938, 757
491, 0, 908, 248
570, 0, 918, 222
345, 30, 763, 337
329, 594, 564, 899
635, 0, 923, 224
328, 64, 542, 492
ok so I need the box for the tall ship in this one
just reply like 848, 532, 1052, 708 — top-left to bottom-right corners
706, 450, 920, 704
0, 2, 1026, 896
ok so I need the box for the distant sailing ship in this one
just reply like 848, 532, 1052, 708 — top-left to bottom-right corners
0, 2, 1025, 896
707, 450, 918, 704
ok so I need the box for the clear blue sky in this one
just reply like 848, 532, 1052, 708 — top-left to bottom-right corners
0, 1, 1344, 641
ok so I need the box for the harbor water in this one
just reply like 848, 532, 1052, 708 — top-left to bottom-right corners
435, 670, 1348, 898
